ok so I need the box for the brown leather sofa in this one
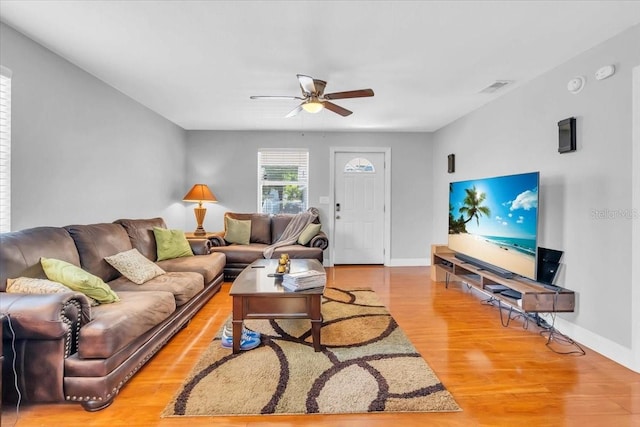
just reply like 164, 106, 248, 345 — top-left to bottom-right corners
0, 217, 225, 411
209, 212, 329, 280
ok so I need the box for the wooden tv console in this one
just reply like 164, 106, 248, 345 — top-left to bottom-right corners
431, 245, 575, 313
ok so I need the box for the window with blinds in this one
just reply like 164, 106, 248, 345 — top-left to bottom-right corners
0, 66, 11, 233
258, 149, 309, 214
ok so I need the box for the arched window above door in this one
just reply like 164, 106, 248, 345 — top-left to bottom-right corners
344, 157, 375, 173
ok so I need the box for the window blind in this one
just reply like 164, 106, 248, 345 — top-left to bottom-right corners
258, 149, 309, 214
0, 66, 11, 233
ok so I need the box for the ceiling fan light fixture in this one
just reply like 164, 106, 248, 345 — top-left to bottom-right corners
250, 75, 374, 118
302, 100, 324, 114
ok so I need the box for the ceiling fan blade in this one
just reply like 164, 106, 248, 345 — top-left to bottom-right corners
323, 101, 353, 117
297, 74, 316, 95
285, 103, 304, 118
250, 95, 303, 100
324, 88, 375, 100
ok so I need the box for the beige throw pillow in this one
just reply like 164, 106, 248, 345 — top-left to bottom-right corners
104, 248, 166, 285
6, 277, 72, 294
6, 276, 100, 306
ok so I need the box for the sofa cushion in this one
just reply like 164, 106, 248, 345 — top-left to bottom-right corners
114, 217, 167, 261
153, 227, 194, 261
41, 257, 120, 304
78, 290, 176, 359
109, 271, 204, 307
272, 245, 324, 260
156, 252, 225, 285
0, 227, 81, 292
65, 223, 133, 282
211, 243, 324, 266
298, 223, 322, 245
104, 248, 166, 284
210, 244, 269, 264
225, 212, 271, 244
271, 214, 295, 243
224, 217, 251, 245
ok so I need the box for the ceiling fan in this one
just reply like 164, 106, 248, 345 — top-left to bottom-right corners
250, 74, 374, 117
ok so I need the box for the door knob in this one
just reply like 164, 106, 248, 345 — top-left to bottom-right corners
336, 215, 341, 219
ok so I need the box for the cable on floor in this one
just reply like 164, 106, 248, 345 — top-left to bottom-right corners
3, 313, 22, 426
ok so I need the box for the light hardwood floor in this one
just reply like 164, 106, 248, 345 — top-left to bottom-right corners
2, 266, 638, 426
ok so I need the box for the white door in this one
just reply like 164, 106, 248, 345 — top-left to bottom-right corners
333, 152, 385, 264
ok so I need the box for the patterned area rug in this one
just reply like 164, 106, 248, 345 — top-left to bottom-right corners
162, 287, 460, 416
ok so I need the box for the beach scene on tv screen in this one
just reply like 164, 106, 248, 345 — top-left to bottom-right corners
448, 172, 539, 279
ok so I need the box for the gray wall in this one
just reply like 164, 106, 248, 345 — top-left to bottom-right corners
432, 25, 639, 369
185, 131, 433, 264
0, 22, 187, 230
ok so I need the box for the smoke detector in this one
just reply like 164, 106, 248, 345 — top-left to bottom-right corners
567, 76, 586, 94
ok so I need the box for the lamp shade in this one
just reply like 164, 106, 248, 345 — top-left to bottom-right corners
302, 100, 324, 114
183, 184, 217, 203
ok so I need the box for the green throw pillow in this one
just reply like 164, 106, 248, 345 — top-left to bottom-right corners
153, 227, 194, 261
40, 257, 120, 304
224, 217, 251, 245
298, 223, 322, 245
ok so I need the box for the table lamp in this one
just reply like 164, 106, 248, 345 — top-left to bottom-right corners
183, 184, 217, 235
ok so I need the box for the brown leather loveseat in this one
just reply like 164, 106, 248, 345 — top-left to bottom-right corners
0, 217, 225, 411
209, 212, 329, 280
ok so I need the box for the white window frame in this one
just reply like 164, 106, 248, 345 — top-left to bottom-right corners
0, 66, 11, 233
257, 149, 309, 215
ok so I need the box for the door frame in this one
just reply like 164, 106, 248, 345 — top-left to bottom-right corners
631, 64, 639, 372
329, 147, 391, 267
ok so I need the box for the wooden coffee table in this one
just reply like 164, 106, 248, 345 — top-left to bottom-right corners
229, 258, 325, 354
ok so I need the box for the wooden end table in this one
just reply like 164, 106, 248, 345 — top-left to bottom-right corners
229, 259, 325, 354
184, 232, 218, 240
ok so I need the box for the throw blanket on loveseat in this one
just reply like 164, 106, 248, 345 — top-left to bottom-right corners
263, 207, 319, 259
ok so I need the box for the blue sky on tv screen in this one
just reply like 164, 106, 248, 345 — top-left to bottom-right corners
449, 172, 539, 240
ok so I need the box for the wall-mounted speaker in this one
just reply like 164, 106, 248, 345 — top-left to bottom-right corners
447, 154, 455, 173
558, 117, 576, 153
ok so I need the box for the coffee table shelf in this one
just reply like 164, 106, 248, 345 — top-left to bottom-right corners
229, 259, 325, 353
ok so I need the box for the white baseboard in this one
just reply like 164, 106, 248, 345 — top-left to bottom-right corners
387, 258, 430, 267
538, 313, 639, 373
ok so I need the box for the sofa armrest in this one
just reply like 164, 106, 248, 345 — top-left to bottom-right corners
208, 231, 227, 247
188, 238, 212, 255
309, 231, 329, 250
1, 292, 91, 356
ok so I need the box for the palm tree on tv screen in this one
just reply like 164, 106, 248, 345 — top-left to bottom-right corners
459, 186, 491, 226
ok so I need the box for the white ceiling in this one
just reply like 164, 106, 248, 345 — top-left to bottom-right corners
1, 1, 639, 132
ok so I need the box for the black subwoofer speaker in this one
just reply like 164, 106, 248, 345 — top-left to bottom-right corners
537, 247, 563, 284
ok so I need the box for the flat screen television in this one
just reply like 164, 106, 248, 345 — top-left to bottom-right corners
448, 171, 540, 279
